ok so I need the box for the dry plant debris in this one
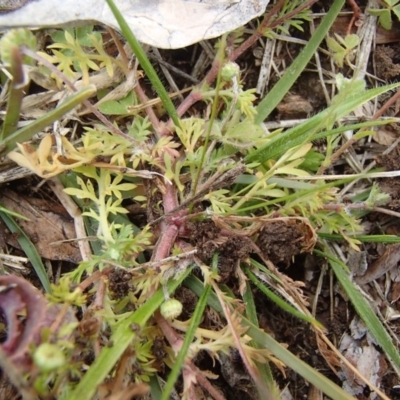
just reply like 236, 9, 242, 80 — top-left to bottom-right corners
0, 0, 271, 49
1, 0, 400, 399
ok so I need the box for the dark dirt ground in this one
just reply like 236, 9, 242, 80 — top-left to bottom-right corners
2, 0, 400, 399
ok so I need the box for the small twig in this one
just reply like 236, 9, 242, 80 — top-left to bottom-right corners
47, 176, 92, 262
78, 267, 113, 292
135, 249, 197, 270
149, 49, 199, 85
185, 361, 227, 400
106, 27, 130, 66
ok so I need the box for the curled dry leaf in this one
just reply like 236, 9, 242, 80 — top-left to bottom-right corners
0, 0, 270, 49
0, 275, 48, 369
0, 275, 77, 372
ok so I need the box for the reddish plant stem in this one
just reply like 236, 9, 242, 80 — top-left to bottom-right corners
176, 90, 204, 119
79, 267, 113, 291
106, 27, 130, 66
152, 223, 178, 261
270, 0, 319, 29
346, 0, 363, 34
229, 0, 286, 61
231, 0, 319, 60
173, 0, 318, 122
154, 311, 183, 352
134, 82, 162, 135
151, 182, 181, 261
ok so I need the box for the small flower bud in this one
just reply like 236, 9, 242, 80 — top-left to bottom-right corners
33, 343, 65, 372
221, 62, 240, 81
0, 28, 37, 65
160, 298, 183, 320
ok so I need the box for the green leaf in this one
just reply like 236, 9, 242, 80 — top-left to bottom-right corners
345, 34, 360, 48
385, 0, 400, 6
393, 4, 400, 20
380, 10, 393, 30
0, 209, 51, 293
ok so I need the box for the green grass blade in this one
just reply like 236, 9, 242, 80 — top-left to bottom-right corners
69, 268, 191, 400
318, 233, 400, 243
184, 275, 353, 400
105, 0, 180, 128
248, 82, 400, 164
243, 280, 278, 397
0, 85, 96, 156
244, 320, 355, 400
315, 248, 400, 372
0, 205, 29, 220
245, 265, 323, 328
255, 0, 345, 123
0, 209, 51, 293
247, 118, 394, 167
149, 375, 163, 399
161, 283, 211, 400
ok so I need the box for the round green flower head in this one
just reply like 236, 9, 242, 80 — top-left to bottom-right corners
33, 343, 66, 372
160, 298, 183, 320
221, 62, 240, 82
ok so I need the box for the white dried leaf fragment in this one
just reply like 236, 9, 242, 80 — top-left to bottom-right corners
0, 0, 270, 48
339, 318, 388, 399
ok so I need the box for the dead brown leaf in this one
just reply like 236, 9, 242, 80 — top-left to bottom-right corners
0, 189, 81, 263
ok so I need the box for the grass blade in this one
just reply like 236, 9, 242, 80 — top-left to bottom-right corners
255, 0, 345, 123
247, 82, 400, 164
315, 248, 400, 373
243, 280, 279, 397
0, 85, 96, 156
105, 0, 180, 127
245, 264, 323, 328
0, 209, 51, 293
